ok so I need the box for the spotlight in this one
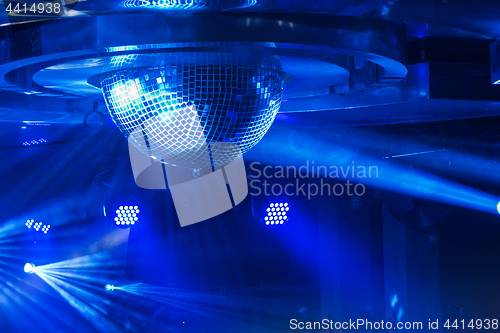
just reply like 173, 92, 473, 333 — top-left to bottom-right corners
24, 263, 36, 274
263, 202, 289, 225
104, 195, 141, 229
27, 221, 50, 233
252, 196, 291, 226
105, 284, 115, 291
250, 175, 303, 226
22, 138, 47, 146
496, 202, 500, 215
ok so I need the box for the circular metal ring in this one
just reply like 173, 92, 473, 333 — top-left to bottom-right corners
84, 110, 106, 132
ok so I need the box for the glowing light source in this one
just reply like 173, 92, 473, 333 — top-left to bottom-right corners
26, 220, 50, 233
252, 191, 295, 226
105, 284, 115, 291
106, 196, 141, 229
22, 138, 47, 146
24, 263, 36, 274
114, 205, 139, 227
42, 225, 51, 234
34, 222, 42, 231
496, 202, 500, 215
265, 202, 289, 225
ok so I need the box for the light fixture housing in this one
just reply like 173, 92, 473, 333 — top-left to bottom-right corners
104, 195, 141, 229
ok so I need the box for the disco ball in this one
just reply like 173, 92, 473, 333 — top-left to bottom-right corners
101, 52, 285, 170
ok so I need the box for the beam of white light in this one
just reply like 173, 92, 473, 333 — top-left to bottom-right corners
0, 282, 53, 332
255, 129, 500, 215
347, 126, 500, 184
40, 270, 123, 296
35, 271, 154, 328
40, 267, 125, 283
37, 251, 123, 270
0, 271, 83, 332
34, 251, 127, 294
356, 127, 500, 186
114, 283, 304, 325
31, 251, 153, 329
35, 271, 116, 333
37, 271, 113, 313
4, 136, 90, 207
0, 192, 99, 244
359, 159, 500, 214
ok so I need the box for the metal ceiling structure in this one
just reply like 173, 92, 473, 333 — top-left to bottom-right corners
0, 0, 499, 129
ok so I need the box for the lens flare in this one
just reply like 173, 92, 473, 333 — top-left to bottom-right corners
24, 263, 36, 274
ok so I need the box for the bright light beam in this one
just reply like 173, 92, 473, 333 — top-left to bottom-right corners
30, 251, 153, 331
35, 271, 115, 332
251, 129, 500, 215
112, 282, 309, 329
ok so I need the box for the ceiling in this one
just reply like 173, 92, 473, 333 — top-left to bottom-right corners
0, 0, 499, 177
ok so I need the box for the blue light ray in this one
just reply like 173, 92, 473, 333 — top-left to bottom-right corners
34, 272, 156, 329
252, 129, 500, 215
0, 282, 56, 332
35, 272, 116, 332
0, 192, 98, 244
38, 251, 124, 270
0, 268, 88, 332
364, 161, 499, 214
336, 126, 500, 185
113, 282, 309, 327
383, 149, 447, 159
0, 136, 91, 210
40, 269, 125, 289
29, 251, 159, 330
30, 252, 129, 331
